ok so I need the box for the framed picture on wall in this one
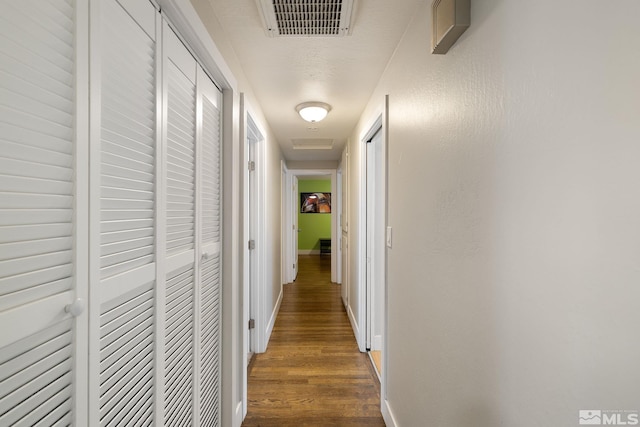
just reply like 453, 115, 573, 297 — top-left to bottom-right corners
300, 193, 331, 213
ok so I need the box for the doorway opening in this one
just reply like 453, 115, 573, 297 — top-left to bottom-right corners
242, 106, 266, 418
283, 169, 340, 285
361, 114, 386, 379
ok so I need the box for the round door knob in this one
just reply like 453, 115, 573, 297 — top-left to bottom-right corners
65, 298, 85, 317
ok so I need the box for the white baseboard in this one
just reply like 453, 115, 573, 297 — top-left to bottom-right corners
263, 286, 283, 351
382, 399, 399, 427
367, 351, 382, 382
234, 401, 243, 427
297, 249, 320, 255
346, 304, 365, 352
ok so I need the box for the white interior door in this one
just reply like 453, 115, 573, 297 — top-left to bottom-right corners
90, 1, 160, 425
247, 121, 256, 359
0, 1, 88, 424
365, 126, 385, 352
197, 65, 223, 427
162, 22, 199, 426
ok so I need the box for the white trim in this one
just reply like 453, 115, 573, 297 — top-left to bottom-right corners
234, 401, 243, 427
357, 113, 384, 353
240, 99, 271, 418
336, 168, 343, 285
156, 0, 237, 90
86, 1, 102, 424
382, 94, 391, 408
239, 96, 250, 419
382, 399, 399, 427
298, 249, 321, 255
265, 287, 283, 343
154, 13, 167, 425
73, 0, 90, 424
367, 351, 381, 382
280, 160, 293, 284
346, 303, 360, 343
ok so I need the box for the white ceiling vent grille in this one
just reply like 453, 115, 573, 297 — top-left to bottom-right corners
257, 0, 355, 37
292, 138, 334, 150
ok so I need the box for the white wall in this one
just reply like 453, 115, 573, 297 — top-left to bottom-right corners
265, 120, 284, 337
349, 0, 640, 425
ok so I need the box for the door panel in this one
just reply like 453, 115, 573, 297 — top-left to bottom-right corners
92, 1, 159, 426
0, 0, 80, 424
198, 63, 223, 427
163, 23, 197, 426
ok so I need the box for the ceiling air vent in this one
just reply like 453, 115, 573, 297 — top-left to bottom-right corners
292, 138, 334, 150
257, 0, 355, 37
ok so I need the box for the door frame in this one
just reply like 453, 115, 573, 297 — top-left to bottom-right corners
357, 97, 392, 420
283, 168, 340, 284
240, 97, 266, 417
358, 114, 385, 352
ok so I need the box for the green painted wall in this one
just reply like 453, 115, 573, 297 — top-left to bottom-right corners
298, 179, 331, 250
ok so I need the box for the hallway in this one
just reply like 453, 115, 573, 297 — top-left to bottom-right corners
242, 256, 385, 426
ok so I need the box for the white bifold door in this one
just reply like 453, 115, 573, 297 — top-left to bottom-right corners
0, 0, 89, 425
0, 0, 224, 425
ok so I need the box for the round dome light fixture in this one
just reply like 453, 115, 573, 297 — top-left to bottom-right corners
295, 102, 332, 123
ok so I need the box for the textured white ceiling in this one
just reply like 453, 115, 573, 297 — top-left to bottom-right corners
201, 0, 422, 161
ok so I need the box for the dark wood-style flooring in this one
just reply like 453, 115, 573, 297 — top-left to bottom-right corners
241, 255, 385, 426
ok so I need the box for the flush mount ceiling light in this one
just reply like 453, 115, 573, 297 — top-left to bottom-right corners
295, 102, 332, 123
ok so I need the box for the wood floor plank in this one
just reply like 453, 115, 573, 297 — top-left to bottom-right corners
242, 255, 385, 426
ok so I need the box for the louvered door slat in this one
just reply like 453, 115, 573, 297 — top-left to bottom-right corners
101, 314, 153, 362
166, 59, 196, 255
200, 255, 222, 426
1, 134, 71, 163
3, 375, 72, 427
1, 72, 73, 116
100, 355, 153, 418
13, 383, 71, 427
164, 265, 194, 425
202, 98, 220, 243
29, 399, 72, 427
0, 319, 73, 426
0, 222, 72, 243
100, 0, 156, 280
102, 163, 153, 185
99, 283, 155, 427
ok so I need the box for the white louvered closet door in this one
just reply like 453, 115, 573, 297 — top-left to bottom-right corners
163, 23, 198, 427
197, 67, 223, 427
0, 0, 88, 425
90, 1, 159, 426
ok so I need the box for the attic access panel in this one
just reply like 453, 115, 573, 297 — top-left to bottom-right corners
257, 0, 355, 37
